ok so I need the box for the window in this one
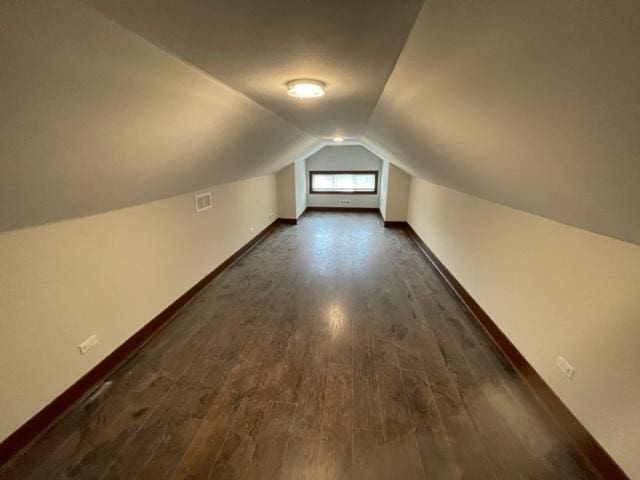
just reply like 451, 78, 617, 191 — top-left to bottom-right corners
309, 170, 378, 194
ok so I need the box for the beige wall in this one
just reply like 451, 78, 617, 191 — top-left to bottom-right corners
0, 0, 318, 232
276, 164, 296, 220
407, 177, 640, 477
294, 157, 307, 218
276, 159, 309, 220
379, 161, 390, 218
0, 174, 277, 442
306, 145, 382, 208
380, 162, 411, 221
366, 0, 640, 245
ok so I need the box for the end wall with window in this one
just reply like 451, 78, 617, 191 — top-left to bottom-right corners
306, 145, 383, 209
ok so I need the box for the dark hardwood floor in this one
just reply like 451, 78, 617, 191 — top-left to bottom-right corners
2, 211, 599, 479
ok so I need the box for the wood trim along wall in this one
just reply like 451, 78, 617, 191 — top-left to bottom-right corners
276, 218, 297, 225
382, 220, 406, 228
300, 207, 385, 224
0, 219, 279, 472
304, 206, 380, 213
398, 221, 628, 480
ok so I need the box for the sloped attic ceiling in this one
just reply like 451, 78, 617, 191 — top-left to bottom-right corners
2, 0, 638, 246
80, 0, 425, 138
0, 0, 321, 232
365, 0, 640, 245
0, 0, 424, 233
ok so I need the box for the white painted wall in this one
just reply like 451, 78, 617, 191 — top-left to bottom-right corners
379, 161, 390, 218
306, 145, 382, 209
276, 159, 307, 220
0, 175, 278, 442
294, 157, 307, 218
406, 177, 640, 478
276, 164, 296, 220
380, 162, 411, 221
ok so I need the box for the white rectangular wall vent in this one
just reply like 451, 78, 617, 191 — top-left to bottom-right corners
195, 192, 212, 212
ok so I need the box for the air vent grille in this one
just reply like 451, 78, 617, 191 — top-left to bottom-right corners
195, 192, 212, 212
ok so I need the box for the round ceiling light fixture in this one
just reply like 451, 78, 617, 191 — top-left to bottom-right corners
332, 136, 345, 143
286, 79, 326, 98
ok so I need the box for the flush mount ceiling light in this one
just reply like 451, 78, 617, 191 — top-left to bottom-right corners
332, 136, 345, 143
286, 79, 326, 98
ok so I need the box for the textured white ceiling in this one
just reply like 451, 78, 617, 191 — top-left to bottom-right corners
80, 0, 425, 139
365, 0, 640, 245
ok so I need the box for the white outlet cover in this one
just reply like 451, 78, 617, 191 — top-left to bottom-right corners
556, 356, 575, 379
79, 334, 98, 355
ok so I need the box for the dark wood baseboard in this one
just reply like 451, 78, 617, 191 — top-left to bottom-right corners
402, 222, 628, 480
0, 220, 279, 472
303, 206, 386, 225
304, 206, 380, 213
383, 220, 406, 228
276, 218, 297, 225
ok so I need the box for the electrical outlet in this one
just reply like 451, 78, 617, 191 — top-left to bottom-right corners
78, 334, 98, 355
269, 212, 274, 221
249, 226, 255, 234
556, 356, 575, 379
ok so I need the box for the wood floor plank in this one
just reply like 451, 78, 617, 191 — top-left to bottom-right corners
208, 297, 310, 479
101, 319, 234, 479
243, 401, 296, 480
353, 348, 383, 431
39, 321, 214, 480
377, 244, 498, 479
318, 362, 354, 479
287, 348, 326, 440
376, 363, 426, 480
401, 369, 460, 479
352, 429, 388, 480
394, 243, 579, 479
136, 391, 213, 480
207, 395, 270, 480
172, 387, 244, 480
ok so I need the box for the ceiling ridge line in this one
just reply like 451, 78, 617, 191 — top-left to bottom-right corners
362, 0, 427, 139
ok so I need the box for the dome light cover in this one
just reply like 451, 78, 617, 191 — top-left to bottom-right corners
286, 79, 326, 98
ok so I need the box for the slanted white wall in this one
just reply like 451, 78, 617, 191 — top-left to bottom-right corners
0, 175, 278, 443
366, 0, 640, 245
306, 145, 382, 209
0, 0, 318, 233
406, 177, 640, 478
